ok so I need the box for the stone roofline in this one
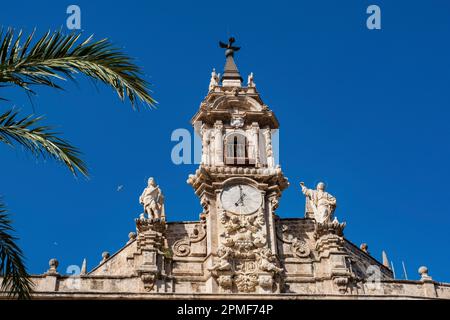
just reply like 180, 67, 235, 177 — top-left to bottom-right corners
83, 217, 391, 277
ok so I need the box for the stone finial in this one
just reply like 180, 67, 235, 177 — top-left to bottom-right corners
382, 250, 390, 269
101, 252, 110, 263
80, 258, 87, 275
128, 231, 137, 244
419, 266, 432, 281
47, 258, 59, 275
360, 243, 369, 254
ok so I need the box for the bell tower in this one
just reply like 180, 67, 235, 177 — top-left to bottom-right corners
187, 38, 289, 293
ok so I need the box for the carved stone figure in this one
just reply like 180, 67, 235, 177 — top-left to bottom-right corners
208, 246, 233, 272
209, 68, 220, 91
300, 182, 336, 223
247, 72, 255, 87
258, 248, 283, 274
235, 272, 258, 293
263, 127, 274, 168
139, 177, 165, 221
201, 124, 211, 165
230, 116, 244, 128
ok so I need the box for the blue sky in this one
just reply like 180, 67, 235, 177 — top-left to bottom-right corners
1, 0, 450, 281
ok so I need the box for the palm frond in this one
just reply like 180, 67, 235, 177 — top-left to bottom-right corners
0, 108, 87, 176
0, 200, 33, 299
0, 28, 156, 109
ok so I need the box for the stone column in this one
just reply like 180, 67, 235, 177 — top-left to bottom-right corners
214, 120, 224, 166
132, 219, 168, 292
201, 124, 210, 165
209, 133, 216, 166
263, 127, 274, 168
314, 221, 352, 295
266, 193, 279, 256
250, 122, 260, 166
205, 191, 221, 293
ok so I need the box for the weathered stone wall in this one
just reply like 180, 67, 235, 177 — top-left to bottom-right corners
2, 218, 448, 299
4, 277, 450, 299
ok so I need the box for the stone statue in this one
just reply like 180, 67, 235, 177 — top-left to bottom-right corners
247, 72, 255, 87
300, 182, 336, 223
209, 68, 220, 91
139, 177, 165, 221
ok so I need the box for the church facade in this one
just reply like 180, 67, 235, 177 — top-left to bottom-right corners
14, 39, 450, 299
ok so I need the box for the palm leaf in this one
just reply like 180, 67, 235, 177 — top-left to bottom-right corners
0, 28, 156, 109
0, 200, 33, 299
0, 109, 88, 176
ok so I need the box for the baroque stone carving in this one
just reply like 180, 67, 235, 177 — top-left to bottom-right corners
235, 272, 259, 292
258, 248, 283, 273
219, 210, 267, 250
276, 224, 311, 259
217, 275, 233, 289
210, 208, 282, 293
208, 246, 233, 271
172, 222, 207, 257
131, 215, 170, 293
135, 215, 166, 234
140, 273, 156, 292
314, 219, 346, 240
333, 276, 350, 294
230, 115, 244, 128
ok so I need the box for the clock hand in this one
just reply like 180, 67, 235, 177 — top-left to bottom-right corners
235, 191, 248, 206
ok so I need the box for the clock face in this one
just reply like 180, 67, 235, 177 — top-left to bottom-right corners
221, 184, 262, 215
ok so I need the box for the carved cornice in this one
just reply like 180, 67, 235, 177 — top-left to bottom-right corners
191, 90, 278, 128
314, 219, 346, 240
187, 165, 289, 196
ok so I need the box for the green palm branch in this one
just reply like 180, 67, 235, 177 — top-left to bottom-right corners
0, 28, 156, 107
0, 109, 87, 176
0, 200, 33, 299
0, 28, 157, 298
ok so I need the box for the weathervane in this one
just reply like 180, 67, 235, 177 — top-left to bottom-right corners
219, 37, 241, 57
